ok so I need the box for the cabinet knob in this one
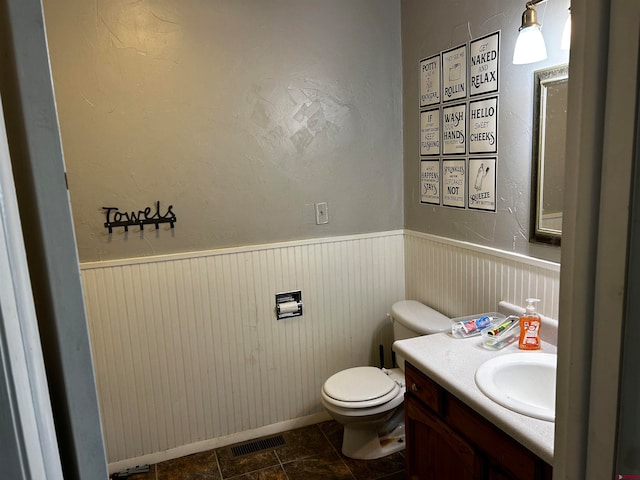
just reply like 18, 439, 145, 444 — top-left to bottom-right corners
411, 383, 419, 393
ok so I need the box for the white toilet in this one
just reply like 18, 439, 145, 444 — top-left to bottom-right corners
320, 300, 450, 460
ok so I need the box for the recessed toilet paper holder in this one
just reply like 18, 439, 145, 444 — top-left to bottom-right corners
275, 290, 303, 319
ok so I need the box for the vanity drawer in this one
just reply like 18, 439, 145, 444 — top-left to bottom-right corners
405, 362, 441, 413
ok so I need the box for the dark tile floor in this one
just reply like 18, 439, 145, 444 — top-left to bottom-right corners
122, 420, 406, 480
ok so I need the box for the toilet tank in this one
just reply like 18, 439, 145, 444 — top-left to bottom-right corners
391, 300, 450, 371
391, 300, 450, 340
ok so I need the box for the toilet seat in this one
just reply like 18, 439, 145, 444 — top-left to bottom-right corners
322, 367, 401, 409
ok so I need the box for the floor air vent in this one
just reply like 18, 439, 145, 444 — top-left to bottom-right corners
230, 435, 286, 457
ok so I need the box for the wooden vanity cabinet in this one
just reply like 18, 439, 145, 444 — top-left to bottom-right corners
404, 361, 553, 480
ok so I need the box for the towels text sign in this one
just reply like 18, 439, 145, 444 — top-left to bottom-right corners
103, 201, 176, 233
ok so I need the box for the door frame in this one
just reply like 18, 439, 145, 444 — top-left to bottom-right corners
0, 84, 63, 479
555, 0, 640, 478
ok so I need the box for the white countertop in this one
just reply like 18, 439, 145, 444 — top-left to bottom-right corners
393, 332, 556, 465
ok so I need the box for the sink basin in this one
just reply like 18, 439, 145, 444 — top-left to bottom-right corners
475, 353, 556, 421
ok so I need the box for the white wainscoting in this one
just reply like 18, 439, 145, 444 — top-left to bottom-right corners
404, 231, 560, 320
80, 232, 405, 466
81, 229, 561, 468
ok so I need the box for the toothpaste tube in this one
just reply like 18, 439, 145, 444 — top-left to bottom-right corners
461, 315, 492, 334
486, 318, 516, 336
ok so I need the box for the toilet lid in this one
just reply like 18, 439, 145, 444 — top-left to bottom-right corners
323, 367, 398, 404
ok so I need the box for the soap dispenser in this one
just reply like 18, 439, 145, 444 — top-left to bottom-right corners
518, 298, 541, 350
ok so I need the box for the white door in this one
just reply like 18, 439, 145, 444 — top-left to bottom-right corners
0, 87, 63, 479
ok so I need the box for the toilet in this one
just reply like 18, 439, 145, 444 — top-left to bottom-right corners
320, 300, 450, 460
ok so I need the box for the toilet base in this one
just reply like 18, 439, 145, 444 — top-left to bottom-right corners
342, 422, 406, 460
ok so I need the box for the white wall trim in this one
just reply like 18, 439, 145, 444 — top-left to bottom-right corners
81, 229, 557, 273
107, 412, 331, 475
404, 230, 561, 272
80, 230, 405, 270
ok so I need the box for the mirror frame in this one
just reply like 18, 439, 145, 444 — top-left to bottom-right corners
530, 64, 568, 246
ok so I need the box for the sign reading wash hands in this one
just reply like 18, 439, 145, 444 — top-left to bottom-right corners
442, 103, 467, 155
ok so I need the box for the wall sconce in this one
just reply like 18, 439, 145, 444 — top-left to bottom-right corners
513, 0, 571, 64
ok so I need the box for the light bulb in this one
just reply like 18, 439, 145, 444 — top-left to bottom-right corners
513, 25, 548, 64
561, 11, 571, 50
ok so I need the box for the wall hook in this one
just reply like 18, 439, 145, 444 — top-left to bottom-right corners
103, 201, 177, 234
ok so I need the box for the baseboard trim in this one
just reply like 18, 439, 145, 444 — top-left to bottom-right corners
107, 411, 332, 475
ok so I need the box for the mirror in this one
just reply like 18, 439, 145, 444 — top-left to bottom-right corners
530, 64, 568, 246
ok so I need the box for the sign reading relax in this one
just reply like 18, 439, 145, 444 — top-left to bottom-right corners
469, 31, 500, 96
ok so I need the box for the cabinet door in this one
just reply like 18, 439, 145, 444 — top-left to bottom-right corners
488, 465, 515, 480
405, 395, 482, 479
488, 464, 552, 480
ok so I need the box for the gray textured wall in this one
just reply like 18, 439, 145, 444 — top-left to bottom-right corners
45, 0, 571, 264
43, 0, 403, 262
402, 0, 569, 262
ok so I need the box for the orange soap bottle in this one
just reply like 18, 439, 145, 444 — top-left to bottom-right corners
519, 298, 541, 350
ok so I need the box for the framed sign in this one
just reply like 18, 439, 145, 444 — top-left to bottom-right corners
469, 31, 500, 96
469, 96, 498, 154
420, 160, 440, 205
420, 54, 441, 107
442, 103, 466, 155
442, 44, 467, 102
468, 157, 496, 211
420, 108, 441, 156
442, 159, 466, 208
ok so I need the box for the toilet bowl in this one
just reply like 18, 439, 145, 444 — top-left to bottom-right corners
320, 300, 450, 460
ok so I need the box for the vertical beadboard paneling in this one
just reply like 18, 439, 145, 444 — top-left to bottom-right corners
83, 230, 559, 466
81, 232, 405, 464
404, 231, 560, 320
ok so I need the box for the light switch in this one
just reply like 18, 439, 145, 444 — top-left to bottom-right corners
315, 202, 329, 225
